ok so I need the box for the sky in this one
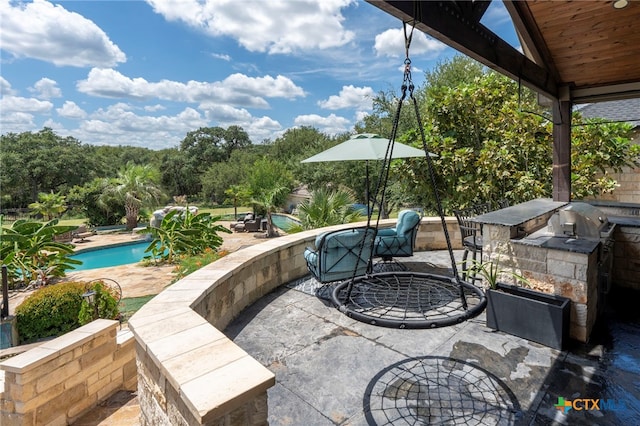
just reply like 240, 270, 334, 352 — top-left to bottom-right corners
0, 0, 519, 150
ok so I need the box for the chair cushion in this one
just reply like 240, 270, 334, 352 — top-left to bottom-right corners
395, 210, 420, 236
376, 228, 397, 237
303, 248, 317, 265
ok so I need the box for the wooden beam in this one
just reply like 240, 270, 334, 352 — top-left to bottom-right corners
504, 1, 561, 84
552, 98, 572, 202
368, 0, 558, 99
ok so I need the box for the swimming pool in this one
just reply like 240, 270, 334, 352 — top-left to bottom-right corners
271, 213, 301, 231
70, 241, 153, 271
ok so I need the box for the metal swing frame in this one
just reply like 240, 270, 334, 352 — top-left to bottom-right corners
329, 22, 486, 328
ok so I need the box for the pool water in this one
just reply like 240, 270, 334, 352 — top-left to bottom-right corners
70, 241, 153, 271
271, 213, 301, 231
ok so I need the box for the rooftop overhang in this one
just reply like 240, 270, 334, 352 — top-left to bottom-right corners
367, 0, 640, 104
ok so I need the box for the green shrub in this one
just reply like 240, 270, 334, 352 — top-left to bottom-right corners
16, 282, 86, 343
15, 281, 119, 344
78, 281, 120, 325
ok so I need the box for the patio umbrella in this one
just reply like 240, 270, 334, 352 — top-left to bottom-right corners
301, 133, 432, 163
301, 133, 435, 210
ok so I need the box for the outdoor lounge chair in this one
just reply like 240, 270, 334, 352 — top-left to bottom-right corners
243, 215, 263, 232
373, 209, 421, 267
304, 226, 377, 283
72, 225, 94, 242
231, 213, 255, 232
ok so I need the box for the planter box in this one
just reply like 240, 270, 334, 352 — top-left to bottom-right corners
486, 283, 570, 350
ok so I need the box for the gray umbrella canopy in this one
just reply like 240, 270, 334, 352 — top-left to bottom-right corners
301, 133, 434, 163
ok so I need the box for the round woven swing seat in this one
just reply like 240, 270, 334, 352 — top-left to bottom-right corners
331, 272, 486, 329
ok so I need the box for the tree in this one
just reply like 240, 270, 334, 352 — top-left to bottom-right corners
247, 158, 294, 237
0, 128, 99, 207
251, 185, 290, 238
200, 147, 264, 204
296, 188, 362, 230
223, 125, 252, 158
99, 162, 166, 230
28, 192, 67, 220
158, 148, 201, 199
375, 56, 639, 213
224, 185, 252, 219
570, 118, 639, 198
67, 178, 126, 226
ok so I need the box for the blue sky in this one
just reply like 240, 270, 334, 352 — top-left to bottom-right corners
0, 0, 519, 150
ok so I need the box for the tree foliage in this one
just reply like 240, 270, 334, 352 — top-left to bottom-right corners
0, 128, 100, 207
67, 178, 126, 226
0, 219, 81, 287
99, 162, 166, 230
378, 55, 639, 213
28, 192, 67, 220
296, 188, 362, 230
140, 210, 231, 263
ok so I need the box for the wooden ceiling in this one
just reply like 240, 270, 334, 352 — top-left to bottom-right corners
367, 0, 640, 104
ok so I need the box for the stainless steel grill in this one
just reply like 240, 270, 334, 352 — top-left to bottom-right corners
547, 202, 614, 241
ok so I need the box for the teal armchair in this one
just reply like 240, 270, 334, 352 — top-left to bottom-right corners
373, 210, 421, 261
304, 227, 377, 283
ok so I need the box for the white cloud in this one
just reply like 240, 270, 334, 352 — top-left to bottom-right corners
245, 116, 282, 143
355, 110, 369, 123
294, 113, 350, 135
77, 68, 304, 108
318, 85, 374, 111
57, 101, 87, 119
0, 0, 126, 67
0, 111, 36, 132
201, 103, 253, 122
72, 104, 209, 148
29, 78, 62, 99
0, 95, 53, 114
144, 104, 166, 112
146, 0, 356, 54
374, 28, 446, 59
0, 77, 16, 96
211, 52, 231, 61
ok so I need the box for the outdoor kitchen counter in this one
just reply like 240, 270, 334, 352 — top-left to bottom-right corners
474, 198, 567, 227
512, 227, 600, 254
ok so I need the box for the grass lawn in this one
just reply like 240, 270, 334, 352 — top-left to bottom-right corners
2, 206, 254, 228
119, 294, 156, 323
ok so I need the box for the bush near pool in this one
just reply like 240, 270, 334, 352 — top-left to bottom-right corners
15, 281, 119, 344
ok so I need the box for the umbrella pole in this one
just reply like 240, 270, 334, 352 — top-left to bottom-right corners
365, 160, 370, 213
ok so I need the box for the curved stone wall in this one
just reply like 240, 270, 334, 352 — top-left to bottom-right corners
128, 217, 460, 425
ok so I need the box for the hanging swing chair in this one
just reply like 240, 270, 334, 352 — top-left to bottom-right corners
329, 22, 486, 329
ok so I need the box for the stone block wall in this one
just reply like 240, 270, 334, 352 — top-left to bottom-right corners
0, 320, 136, 425
613, 225, 640, 290
483, 222, 599, 343
593, 165, 640, 204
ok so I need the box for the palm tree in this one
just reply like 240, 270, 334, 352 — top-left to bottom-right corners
297, 188, 363, 230
251, 185, 289, 238
28, 192, 67, 221
224, 185, 251, 220
99, 163, 165, 230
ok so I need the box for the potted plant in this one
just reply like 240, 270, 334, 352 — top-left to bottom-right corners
468, 260, 571, 350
